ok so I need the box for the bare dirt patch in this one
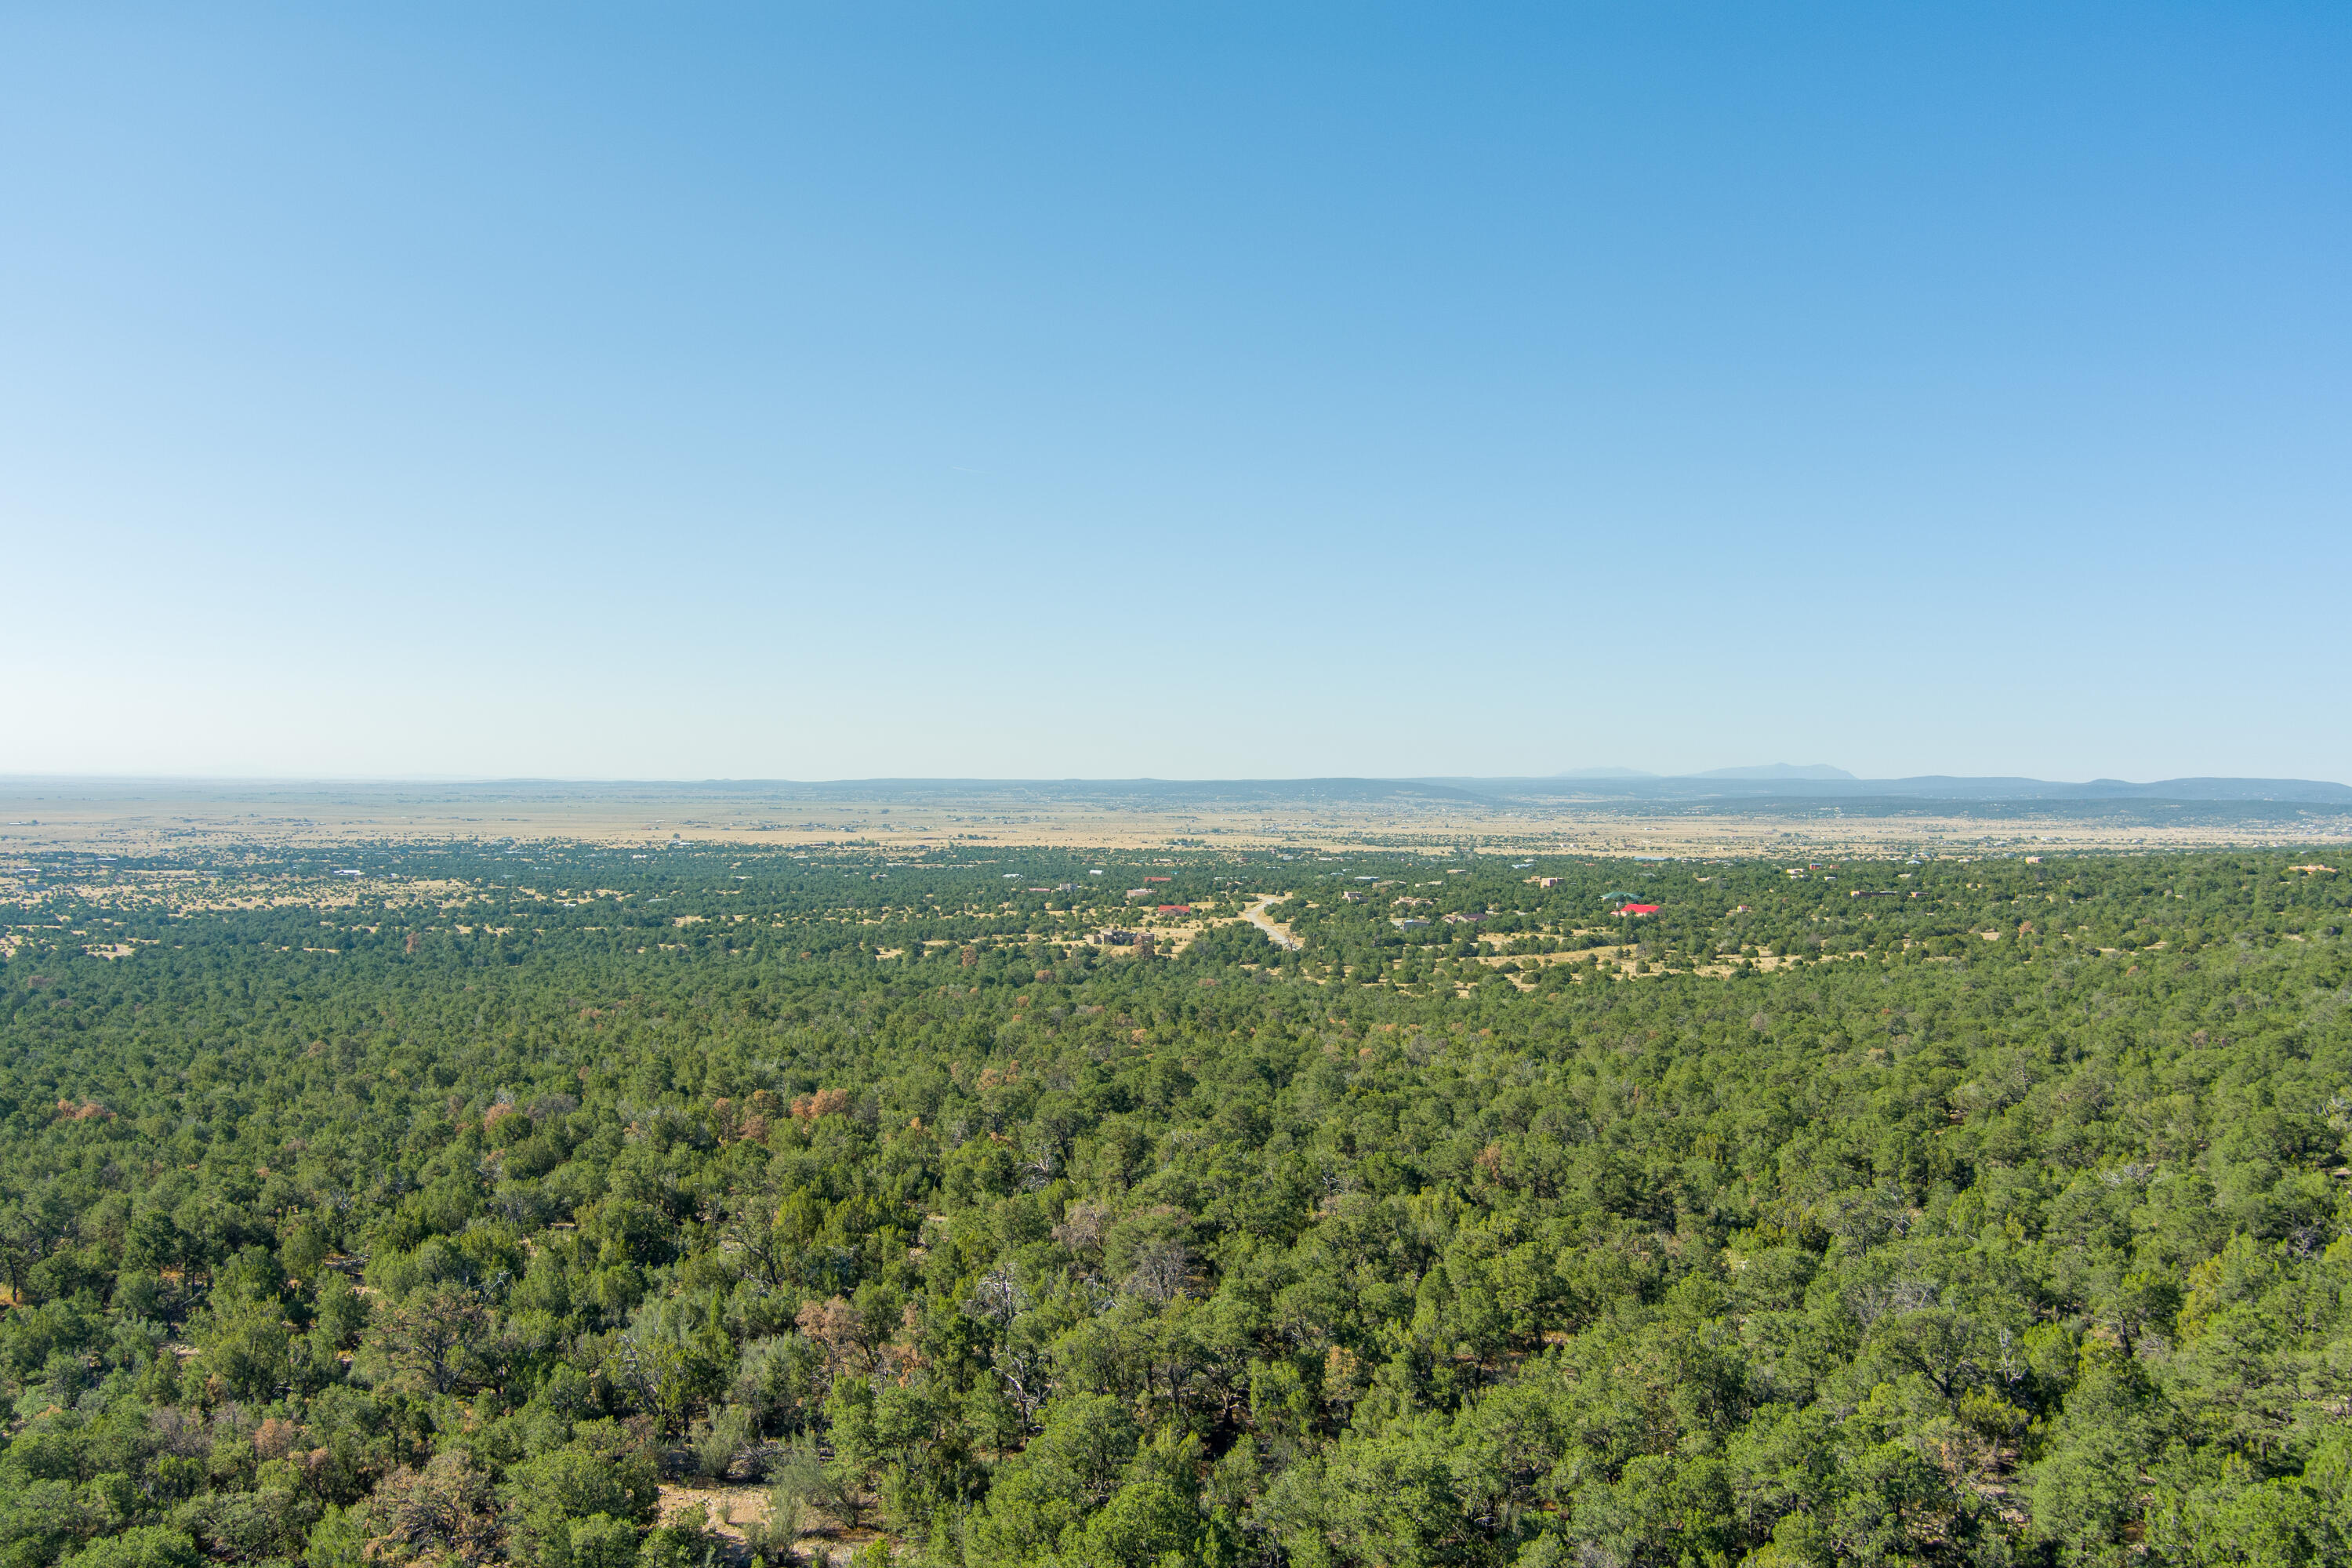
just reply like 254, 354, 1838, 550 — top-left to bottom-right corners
655, 1483, 884, 1568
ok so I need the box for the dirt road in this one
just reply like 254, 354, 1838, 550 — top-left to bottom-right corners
1243, 895, 1302, 950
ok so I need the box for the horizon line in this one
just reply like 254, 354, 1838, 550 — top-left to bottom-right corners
4, 770, 2347, 789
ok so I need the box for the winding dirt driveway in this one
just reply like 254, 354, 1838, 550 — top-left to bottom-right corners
1242, 895, 1303, 951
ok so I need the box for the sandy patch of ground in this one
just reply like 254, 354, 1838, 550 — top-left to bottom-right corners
655, 1483, 887, 1567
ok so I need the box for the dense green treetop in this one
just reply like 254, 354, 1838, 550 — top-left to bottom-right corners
0, 844, 2347, 1568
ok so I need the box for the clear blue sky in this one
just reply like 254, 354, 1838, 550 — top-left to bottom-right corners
5, 4, 2346, 782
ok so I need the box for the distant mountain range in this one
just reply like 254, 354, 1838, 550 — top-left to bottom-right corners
572, 771, 2349, 806
1497, 772, 2352, 804
9, 772, 2347, 810
706, 772, 2347, 806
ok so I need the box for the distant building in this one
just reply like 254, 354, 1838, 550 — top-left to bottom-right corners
1618, 903, 1661, 916
1537, 877, 1563, 888
1442, 911, 1486, 924
1392, 917, 1430, 929
1156, 904, 1191, 914
1093, 927, 1140, 946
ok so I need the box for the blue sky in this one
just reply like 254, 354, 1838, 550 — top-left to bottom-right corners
5, 4, 2347, 782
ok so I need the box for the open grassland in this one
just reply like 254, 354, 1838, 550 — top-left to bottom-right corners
5, 778, 2345, 862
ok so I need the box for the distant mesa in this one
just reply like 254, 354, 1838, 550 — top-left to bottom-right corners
1554, 764, 1857, 781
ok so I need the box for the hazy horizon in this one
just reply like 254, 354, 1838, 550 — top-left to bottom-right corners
3, 764, 2346, 789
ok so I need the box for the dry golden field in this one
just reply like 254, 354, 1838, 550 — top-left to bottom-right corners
2, 777, 2343, 860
